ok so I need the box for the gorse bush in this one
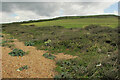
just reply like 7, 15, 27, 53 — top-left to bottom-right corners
8, 48, 26, 57
44, 39, 51, 46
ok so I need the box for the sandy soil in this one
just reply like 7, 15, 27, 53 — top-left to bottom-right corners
2, 37, 77, 78
54, 53, 77, 61
0, 35, 2, 79
0, 46, 2, 79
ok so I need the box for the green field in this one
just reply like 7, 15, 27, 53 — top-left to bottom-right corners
2, 15, 119, 79
22, 17, 118, 28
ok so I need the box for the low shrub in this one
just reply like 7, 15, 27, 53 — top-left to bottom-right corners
44, 39, 51, 46
43, 53, 56, 60
24, 41, 34, 46
17, 65, 28, 71
8, 48, 26, 57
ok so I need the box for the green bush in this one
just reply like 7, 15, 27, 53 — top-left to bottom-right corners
8, 48, 26, 57
24, 41, 34, 46
43, 53, 56, 60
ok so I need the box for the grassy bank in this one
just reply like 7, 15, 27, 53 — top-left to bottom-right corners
22, 17, 118, 28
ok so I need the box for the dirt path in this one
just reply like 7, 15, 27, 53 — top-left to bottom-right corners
2, 36, 77, 78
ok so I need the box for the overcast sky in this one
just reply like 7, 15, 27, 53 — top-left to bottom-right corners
0, 0, 119, 23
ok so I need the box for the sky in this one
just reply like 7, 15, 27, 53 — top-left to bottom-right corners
0, 0, 119, 23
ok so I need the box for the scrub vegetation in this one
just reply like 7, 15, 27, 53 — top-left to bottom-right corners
2, 15, 119, 79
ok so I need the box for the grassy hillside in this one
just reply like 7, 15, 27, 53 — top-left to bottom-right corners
2, 15, 119, 79
21, 15, 118, 28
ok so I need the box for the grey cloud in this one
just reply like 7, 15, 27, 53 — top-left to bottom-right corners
2, 2, 110, 17
2, 2, 61, 16
2, 0, 119, 2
